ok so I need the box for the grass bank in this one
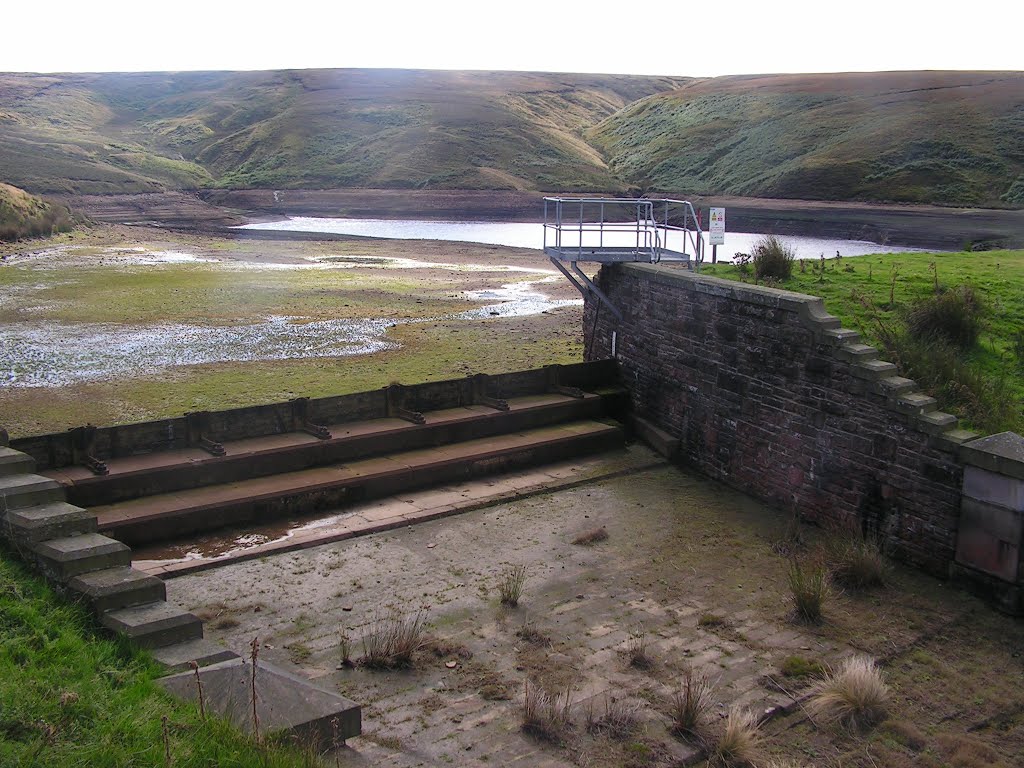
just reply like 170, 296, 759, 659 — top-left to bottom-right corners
0, 551, 316, 767
700, 249, 1024, 434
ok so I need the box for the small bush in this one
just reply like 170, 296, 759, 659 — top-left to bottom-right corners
808, 656, 889, 730
905, 284, 984, 349
828, 536, 889, 590
788, 558, 829, 624
751, 235, 795, 281
712, 706, 761, 766
521, 680, 574, 743
497, 564, 527, 607
670, 666, 713, 736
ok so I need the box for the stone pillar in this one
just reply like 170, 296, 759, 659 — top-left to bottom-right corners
953, 432, 1024, 614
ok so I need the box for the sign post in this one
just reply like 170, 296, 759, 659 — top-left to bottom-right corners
709, 207, 725, 264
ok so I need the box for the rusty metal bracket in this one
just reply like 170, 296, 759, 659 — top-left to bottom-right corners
546, 365, 586, 399
199, 436, 226, 457
303, 423, 332, 440
83, 455, 109, 476
471, 374, 509, 411
387, 384, 426, 425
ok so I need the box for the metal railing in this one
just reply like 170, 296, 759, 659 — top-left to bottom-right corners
542, 197, 704, 266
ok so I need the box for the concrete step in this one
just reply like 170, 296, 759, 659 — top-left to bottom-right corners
0, 447, 34, 478
897, 392, 939, 414
53, 393, 611, 508
0, 474, 64, 510
95, 419, 625, 546
100, 601, 204, 649
2, 501, 97, 544
851, 359, 899, 380
32, 533, 132, 581
837, 343, 879, 363
151, 638, 241, 673
68, 566, 166, 613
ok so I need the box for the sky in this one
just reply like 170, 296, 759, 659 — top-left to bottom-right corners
3, 0, 1021, 77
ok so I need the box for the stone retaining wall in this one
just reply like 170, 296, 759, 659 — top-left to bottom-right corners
584, 264, 981, 576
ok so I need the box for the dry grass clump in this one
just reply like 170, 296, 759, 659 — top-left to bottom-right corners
572, 526, 609, 546
808, 656, 889, 730
711, 706, 762, 766
828, 537, 889, 590
358, 606, 429, 668
669, 666, 713, 737
521, 680, 574, 743
623, 624, 654, 670
585, 695, 642, 740
787, 558, 829, 623
497, 564, 527, 607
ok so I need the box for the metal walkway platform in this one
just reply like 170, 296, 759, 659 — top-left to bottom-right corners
542, 197, 705, 322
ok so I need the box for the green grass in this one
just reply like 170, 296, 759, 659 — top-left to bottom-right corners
700, 248, 1024, 433
0, 183, 73, 242
0, 551, 315, 767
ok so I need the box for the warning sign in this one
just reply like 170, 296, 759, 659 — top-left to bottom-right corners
709, 207, 726, 246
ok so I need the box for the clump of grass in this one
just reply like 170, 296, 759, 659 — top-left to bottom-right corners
698, 613, 726, 628
497, 564, 527, 607
787, 558, 829, 624
711, 706, 762, 766
779, 655, 826, 680
624, 624, 654, 670
905, 283, 984, 349
751, 234, 796, 282
572, 526, 609, 546
359, 606, 429, 668
585, 695, 642, 740
827, 536, 889, 590
669, 666, 713, 737
808, 656, 890, 730
521, 680, 574, 743
515, 624, 552, 647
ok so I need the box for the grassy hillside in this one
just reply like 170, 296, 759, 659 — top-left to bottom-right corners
589, 71, 1024, 208
0, 69, 687, 195
701, 248, 1024, 434
0, 182, 73, 240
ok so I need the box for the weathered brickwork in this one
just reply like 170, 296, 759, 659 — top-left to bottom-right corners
585, 263, 975, 575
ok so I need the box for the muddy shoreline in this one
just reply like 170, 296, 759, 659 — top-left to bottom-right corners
59, 189, 1024, 251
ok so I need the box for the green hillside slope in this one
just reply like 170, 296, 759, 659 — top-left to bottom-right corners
0, 182, 73, 241
0, 69, 688, 195
588, 71, 1024, 208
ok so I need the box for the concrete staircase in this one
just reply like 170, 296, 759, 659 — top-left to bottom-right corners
48, 390, 627, 548
0, 443, 238, 671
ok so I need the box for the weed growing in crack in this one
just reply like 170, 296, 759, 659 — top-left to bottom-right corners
788, 557, 830, 624
359, 606, 429, 669
521, 680, 574, 743
585, 694, 642, 740
624, 624, 654, 670
497, 564, 527, 607
670, 666, 713, 737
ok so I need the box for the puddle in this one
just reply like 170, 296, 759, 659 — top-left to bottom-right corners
459, 277, 582, 319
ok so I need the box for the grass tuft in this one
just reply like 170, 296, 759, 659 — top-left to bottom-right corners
521, 680, 574, 743
669, 666, 713, 737
585, 695, 642, 740
623, 624, 654, 670
572, 526, 609, 546
497, 564, 527, 607
787, 557, 830, 624
358, 606, 429, 669
827, 536, 889, 590
752, 235, 796, 282
808, 656, 890, 730
905, 283, 984, 349
712, 706, 762, 766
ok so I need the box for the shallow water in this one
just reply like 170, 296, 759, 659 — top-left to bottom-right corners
240, 216, 931, 258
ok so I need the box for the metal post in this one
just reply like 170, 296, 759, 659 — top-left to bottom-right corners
712, 244, 717, 264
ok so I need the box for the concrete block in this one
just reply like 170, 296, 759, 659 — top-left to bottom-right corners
3, 501, 96, 544
895, 392, 938, 415
151, 639, 240, 672
33, 533, 131, 580
159, 658, 361, 747
961, 432, 1024, 481
68, 566, 166, 613
629, 415, 680, 459
101, 601, 203, 648
850, 359, 898, 380
955, 497, 1021, 583
0, 474, 64, 510
964, 466, 1024, 512
0, 447, 34, 477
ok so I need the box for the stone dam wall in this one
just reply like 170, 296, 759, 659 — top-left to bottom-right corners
584, 263, 1024, 606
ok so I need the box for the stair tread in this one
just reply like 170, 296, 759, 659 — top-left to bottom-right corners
103, 600, 200, 629
44, 392, 596, 486
93, 420, 620, 528
34, 532, 130, 559
6, 500, 91, 523
0, 473, 61, 493
151, 639, 240, 672
69, 565, 162, 591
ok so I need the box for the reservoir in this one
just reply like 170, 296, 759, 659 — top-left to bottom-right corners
239, 217, 930, 258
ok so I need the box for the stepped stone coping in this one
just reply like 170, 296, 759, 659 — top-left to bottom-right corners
0, 473, 64, 508
160, 658, 361, 748
68, 566, 166, 613
151, 639, 240, 673
3, 501, 97, 543
42, 392, 594, 488
32, 532, 131, 579
100, 600, 203, 648
134, 444, 663, 579
0, 447, 34, 475
93, 420, 621, 537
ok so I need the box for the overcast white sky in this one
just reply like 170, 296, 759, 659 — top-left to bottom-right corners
3, 0, 1021, 77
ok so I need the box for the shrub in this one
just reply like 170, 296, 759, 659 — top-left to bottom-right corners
751, 235, 795, 281
712, 706, 761, 766
670, 666, 713, 736
787, 558, 829, 624
808, 656, 889, 730
497, 564, 527, 607
905, 284, 984, 349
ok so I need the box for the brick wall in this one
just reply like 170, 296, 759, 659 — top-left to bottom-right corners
585, 263, 977, 575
